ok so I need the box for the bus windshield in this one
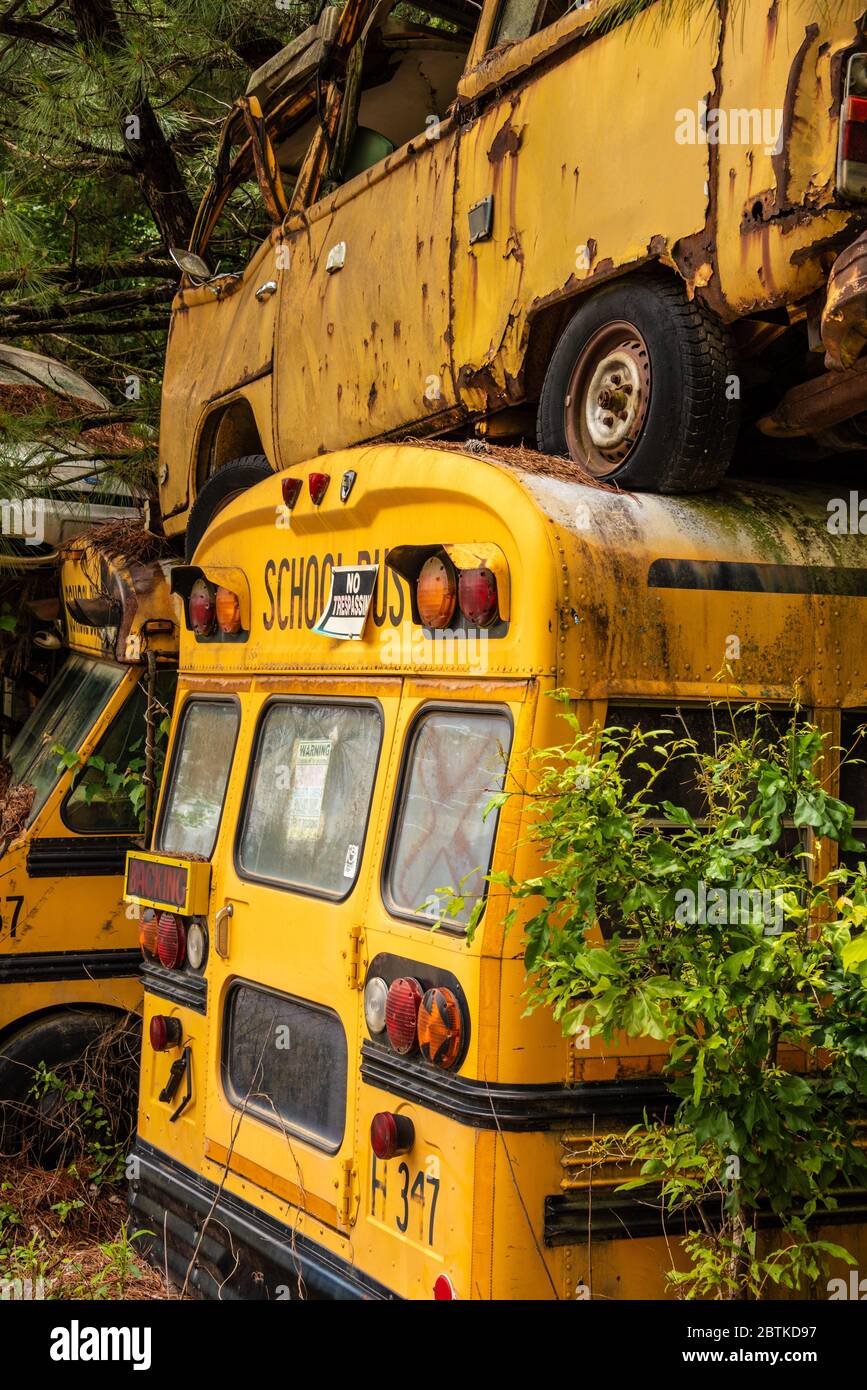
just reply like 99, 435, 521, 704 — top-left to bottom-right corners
5, 653, 125, 826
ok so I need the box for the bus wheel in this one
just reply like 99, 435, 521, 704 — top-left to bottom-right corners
185, 454, 272, 562
536, 274, 739, 491
0, 1010, 138, 1165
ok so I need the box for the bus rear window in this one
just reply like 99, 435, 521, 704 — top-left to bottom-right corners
237, 701, 381, 898
156, 699, 238, 858
223, 983, 347, 1151
386, 707, 511, 928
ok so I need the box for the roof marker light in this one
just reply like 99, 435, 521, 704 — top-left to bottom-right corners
308, 472, 330, 505
281, 476, 303, 509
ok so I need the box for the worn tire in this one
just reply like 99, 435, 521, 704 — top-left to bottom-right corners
536, 274, 739, 492
0, 1009, 137, 1164
185, 454, 272, 562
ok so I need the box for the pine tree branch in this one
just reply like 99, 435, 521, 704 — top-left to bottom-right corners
1, 283, 175, 324
1, 313, 170, 338
0, 258, 178, 293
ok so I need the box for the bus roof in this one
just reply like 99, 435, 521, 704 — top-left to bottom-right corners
179, 443, 867, 709
60, 538, 178, 665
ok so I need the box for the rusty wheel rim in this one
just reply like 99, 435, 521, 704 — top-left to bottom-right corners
563, 321, 651, 477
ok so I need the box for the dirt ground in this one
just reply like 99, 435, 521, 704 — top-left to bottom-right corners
0, 1156, 170, 1300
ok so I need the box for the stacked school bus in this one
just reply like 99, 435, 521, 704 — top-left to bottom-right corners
0, 536, 177, 1133
123, 442, 867, 1299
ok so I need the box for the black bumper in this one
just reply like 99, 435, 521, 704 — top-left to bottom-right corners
128, 1138, 398, 1300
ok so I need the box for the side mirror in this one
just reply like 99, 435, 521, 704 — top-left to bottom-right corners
169, 248, 212, 284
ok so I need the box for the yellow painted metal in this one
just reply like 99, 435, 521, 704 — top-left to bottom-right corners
136, 443, 867, 1298
158, 0, 867, 537
60, 541, 178, 664
0, 551, 178, 1063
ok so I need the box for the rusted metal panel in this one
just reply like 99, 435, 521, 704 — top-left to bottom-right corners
822, 227, 867, 367
451, 13, 717, 414
272, 129, 460, 463
759, 353, 867, 435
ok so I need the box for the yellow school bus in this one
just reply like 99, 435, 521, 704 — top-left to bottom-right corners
159, 0, 867, 549
127, 442, 867, 1299
0, 539, 177, 1137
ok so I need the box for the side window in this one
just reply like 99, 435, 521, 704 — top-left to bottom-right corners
386, 706, 511, 928
603, 703, 805, 937
223, 983, 347, 1151
490, 0, 576, 47
156, 700, 239, 858
237, 701, 381, 898
63, 671, 177, 834
841, 711, 867, 870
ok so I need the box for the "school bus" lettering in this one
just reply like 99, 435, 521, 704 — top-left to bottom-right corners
262, 549, 406, 632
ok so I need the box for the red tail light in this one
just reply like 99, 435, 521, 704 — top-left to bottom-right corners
188, 579, 216, 636
157, 912, 186, 969
370, 1111, 415, 1160
150, 1015, 183, 1051
139, 909, 158, 960
385, 976, 423, 1054
308, 472, 330, 505
281, 476, 303, 509
843, 95, 867, 163
838, 55, 867, 198
458, 566, 499, 627
434, 1274, 458, 1301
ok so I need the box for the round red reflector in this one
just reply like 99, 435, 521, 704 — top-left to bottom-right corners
417, 555, 456, 629
189, 579, 216, 636
418, 987, 464, 1069
215, 586, 241, 634
385, 976, 423, 1054
458, 566, 499, 628
150, 1014, 182, 1051
370, 1111, 415, 1160
156, 912, 186, 969
434, 1274, 458, 1301
139, 908, 158, 960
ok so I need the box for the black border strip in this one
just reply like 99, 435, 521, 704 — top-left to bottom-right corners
360, 1040, 674, 1130
0, 948, 141, 985
129, 1138, 398, 1301
141, 960, 208, 1015
544, 1187, 867, 1246
648, 558, 867, 596
26, 836, 140, 878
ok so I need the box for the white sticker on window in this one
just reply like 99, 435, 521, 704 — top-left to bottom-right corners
343, 843, 359, 878
286, 738, 332, 840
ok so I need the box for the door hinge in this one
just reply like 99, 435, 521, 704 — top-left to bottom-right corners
337, 1157, 359, 1229
346, 922, 364, 990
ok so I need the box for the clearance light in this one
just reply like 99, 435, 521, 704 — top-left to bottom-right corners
139, 908, 158, 961
385, 976, 423, 1054
458, 566, 499, 628
150, 1015, 183, 1051
417, 555, 456, 629
188, 579, 216, 636
370, 1111, 415, 1160
364, 976, 388, 1035
434, 1274, 458, 1301
157, 912, 186, 969
215, 586, 241, 634
418, 987, 464, 1069
281, 476, 303, 509
308, 472, 330, 505
186, 920, 208, 971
